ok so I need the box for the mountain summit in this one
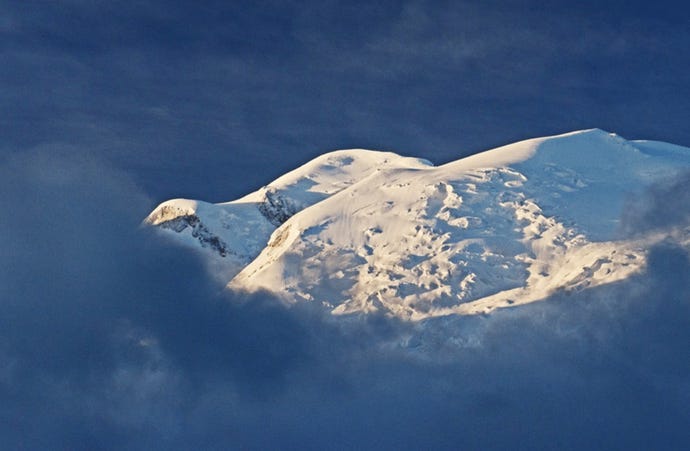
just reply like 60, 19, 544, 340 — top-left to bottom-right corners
145, 129, 690, 319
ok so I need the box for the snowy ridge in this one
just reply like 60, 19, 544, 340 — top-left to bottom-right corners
146, 129, 690, 319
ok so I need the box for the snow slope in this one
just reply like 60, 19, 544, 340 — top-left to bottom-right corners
146, 129, 690, 319
144, 150, 431, 277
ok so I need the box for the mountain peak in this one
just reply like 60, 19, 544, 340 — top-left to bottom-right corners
146, 130, 690, 319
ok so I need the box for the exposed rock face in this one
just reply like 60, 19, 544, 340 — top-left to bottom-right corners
154, 213, 230, 257
257, 188, 301, 226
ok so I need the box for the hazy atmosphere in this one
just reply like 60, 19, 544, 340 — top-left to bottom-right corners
2, 1, 689, 449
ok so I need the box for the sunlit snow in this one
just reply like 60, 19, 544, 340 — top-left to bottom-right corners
146, 129, 690, 319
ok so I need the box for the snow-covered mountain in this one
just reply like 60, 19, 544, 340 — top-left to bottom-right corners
145, 129, 690, 319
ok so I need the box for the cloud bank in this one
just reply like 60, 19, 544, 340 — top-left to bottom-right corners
1, 146, 688, 450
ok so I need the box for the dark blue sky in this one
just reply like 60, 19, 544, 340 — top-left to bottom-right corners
2, 2, 690, 449
2, 0, 689, 202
